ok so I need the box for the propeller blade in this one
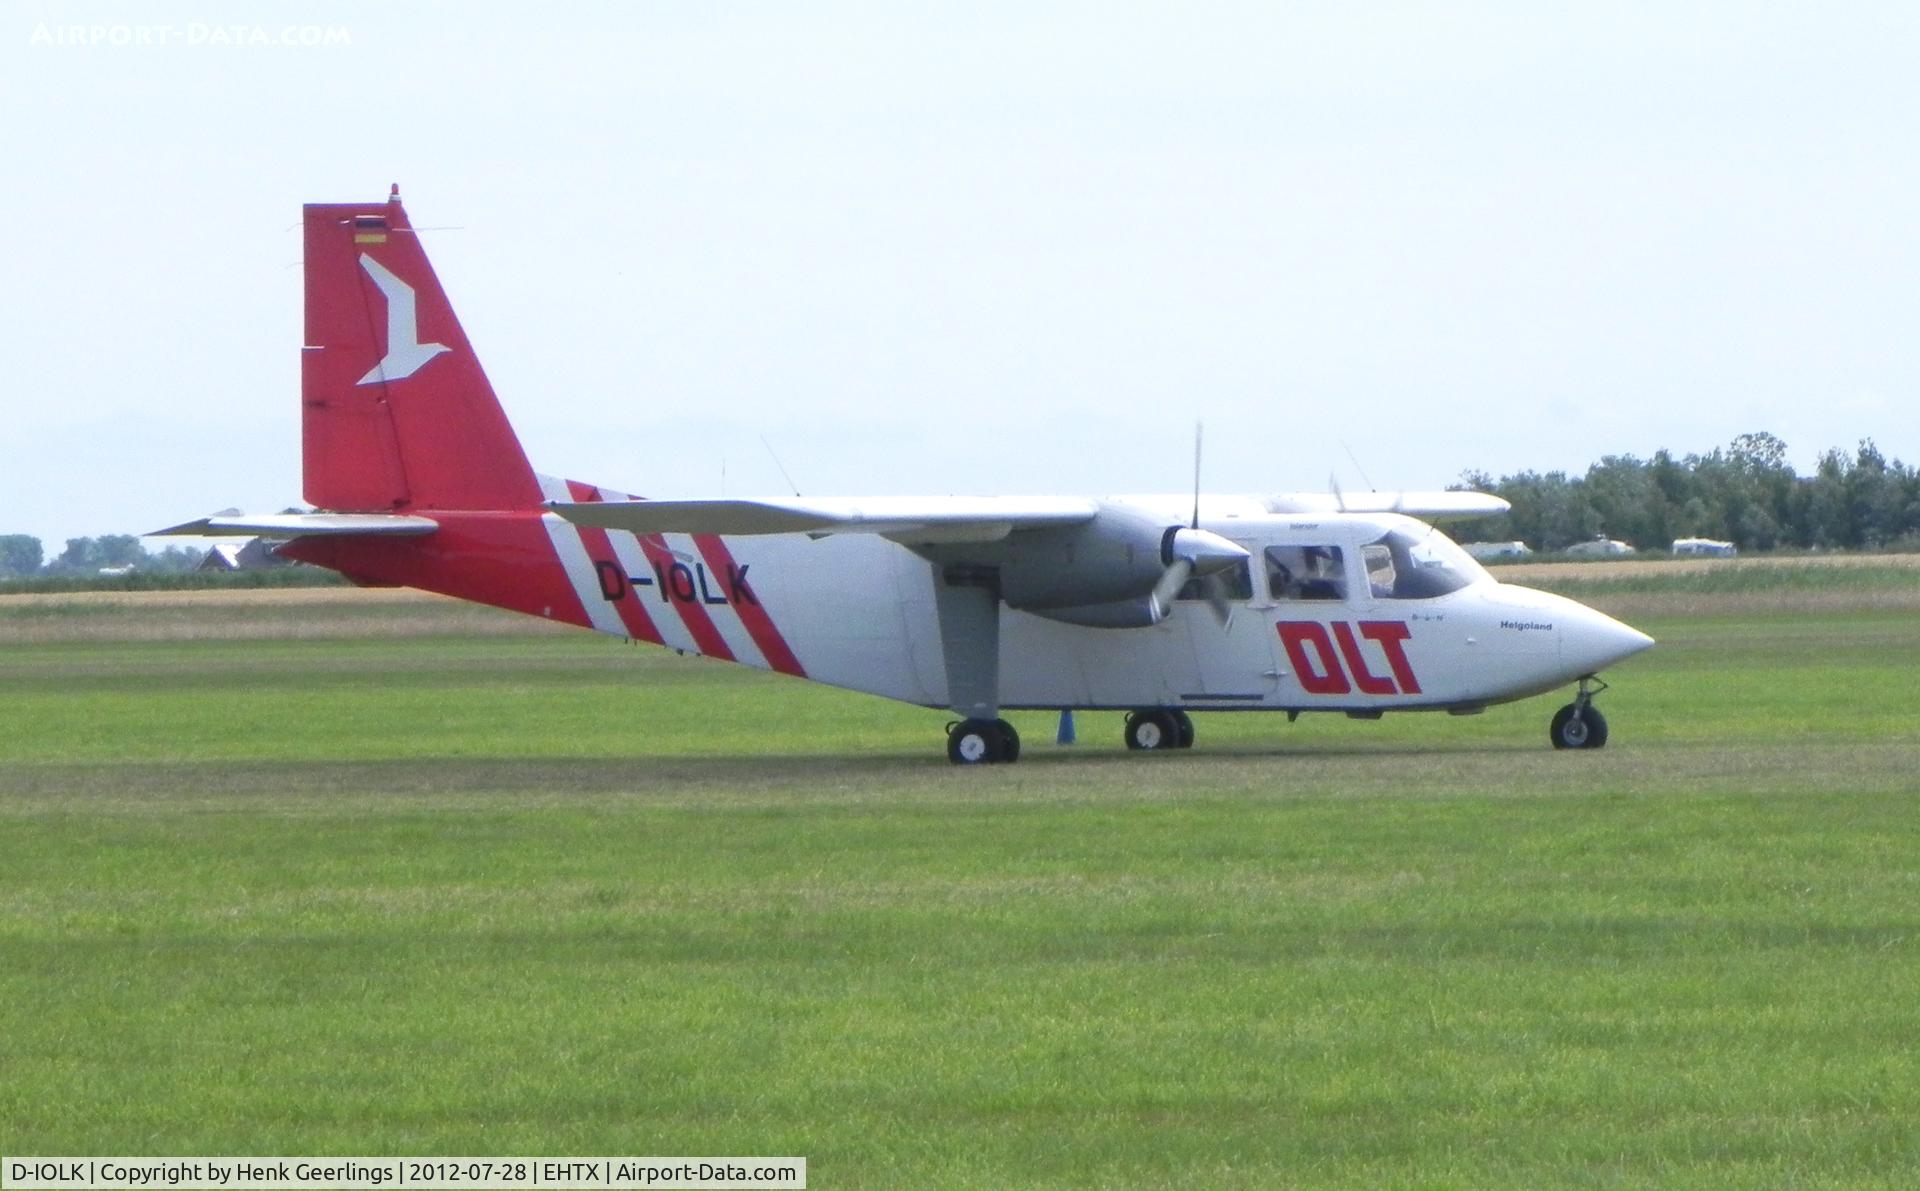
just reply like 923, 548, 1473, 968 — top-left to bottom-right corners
1192, 421, 1204, 529
1148, 557, 1194, 622
1151, 526, 1248, 624
1201, 572, 1234, 629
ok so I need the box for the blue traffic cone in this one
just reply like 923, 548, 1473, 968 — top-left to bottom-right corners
1056, 709, 1077, 745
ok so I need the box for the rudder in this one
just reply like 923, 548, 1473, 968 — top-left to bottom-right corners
302, 189, 543, 513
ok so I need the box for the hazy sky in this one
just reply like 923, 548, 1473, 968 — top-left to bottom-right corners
4, 2, 1917, 549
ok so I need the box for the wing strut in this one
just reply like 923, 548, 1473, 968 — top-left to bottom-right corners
932, 571, 1000, 720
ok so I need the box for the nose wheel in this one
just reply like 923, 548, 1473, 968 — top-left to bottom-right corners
1549, 676, 1611, 750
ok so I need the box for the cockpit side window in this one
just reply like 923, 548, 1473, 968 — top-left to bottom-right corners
1264, 544, 1346, 601
1363, 526, 1489, 599
1363, 542, 1397, 594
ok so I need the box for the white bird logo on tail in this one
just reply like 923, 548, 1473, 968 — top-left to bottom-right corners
356, 254, 450, 385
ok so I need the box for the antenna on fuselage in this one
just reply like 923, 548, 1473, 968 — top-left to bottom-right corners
760, 435, 803, 498
1339, 440, 1377, 492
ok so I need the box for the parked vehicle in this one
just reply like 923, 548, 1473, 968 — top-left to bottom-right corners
1671, 537, 1737, 557
1565, 536, 1637, 558
1462, 540, 1533, 561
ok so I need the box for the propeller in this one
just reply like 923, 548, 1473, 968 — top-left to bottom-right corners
1148, 423, 1246, 625
1148, 549, 1196, 622
1190, 421, 1233, 627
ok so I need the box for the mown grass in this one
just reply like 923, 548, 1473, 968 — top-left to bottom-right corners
1506, 558, 1920, 620
2, 586, 1919, 1186
1523, 561, 1920, 598
0, 590, 556, 644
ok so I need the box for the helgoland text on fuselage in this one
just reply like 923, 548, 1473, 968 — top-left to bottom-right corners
159, 189, 1654, 764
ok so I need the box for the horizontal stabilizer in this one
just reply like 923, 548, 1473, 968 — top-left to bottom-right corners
150, 512, 440, 538
1263, 491, 1511, 520
551, 496, 1101, 543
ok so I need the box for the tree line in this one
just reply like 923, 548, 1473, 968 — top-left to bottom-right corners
0, 534, 205, 579
1449, 433, 1920, 553
2, 432, 1916, 577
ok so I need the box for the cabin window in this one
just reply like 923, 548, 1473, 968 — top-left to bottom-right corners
1264, 545, 1347, 601
1176, 558, 1253, 602
1360, 526, 1488, 599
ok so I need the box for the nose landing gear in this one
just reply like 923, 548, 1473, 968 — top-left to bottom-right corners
1549, 676, 1611, 750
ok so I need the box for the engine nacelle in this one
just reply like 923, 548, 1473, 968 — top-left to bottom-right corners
998, 505, 1174, 611
1029, 596, 1165, 629
920, 502, 1247, 630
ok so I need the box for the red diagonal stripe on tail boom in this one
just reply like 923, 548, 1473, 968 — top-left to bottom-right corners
694, 534, 806, 678
553, 483, 664, 645
567, 482, 732, 661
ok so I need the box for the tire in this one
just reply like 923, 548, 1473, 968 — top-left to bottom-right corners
948, 718, 1006, 765
1171, 710, 1196, 749
995, 719, 1022, 762
1125, 709, 1179, 752
1549, 703, 1609, 750
1580, 706, 1609, 748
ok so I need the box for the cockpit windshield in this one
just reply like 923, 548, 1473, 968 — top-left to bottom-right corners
1360, 524, 1490, 600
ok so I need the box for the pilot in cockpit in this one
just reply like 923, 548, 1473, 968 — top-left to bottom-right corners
1298, 546, 1344, 600
1267, 544, 1345, 601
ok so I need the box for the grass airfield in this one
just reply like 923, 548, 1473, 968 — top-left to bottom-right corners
3, 565, 1920, 1186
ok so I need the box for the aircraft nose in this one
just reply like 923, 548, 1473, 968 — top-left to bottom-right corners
1483, 583, 1656, 685
1561, 603, 1655, 675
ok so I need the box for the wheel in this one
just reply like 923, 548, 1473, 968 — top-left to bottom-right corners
948, 718, 1004, 765
1124, 709, 1180, 752
1581, 706, 1609, 748
1549, 703, 1609, 750
1171, 709, 1196, 749
948, 718, 1019, 765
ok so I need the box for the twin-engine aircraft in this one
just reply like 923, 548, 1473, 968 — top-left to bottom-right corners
161, 190, 1654, 764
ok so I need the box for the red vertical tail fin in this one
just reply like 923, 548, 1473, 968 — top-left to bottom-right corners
302, 189, 543, 512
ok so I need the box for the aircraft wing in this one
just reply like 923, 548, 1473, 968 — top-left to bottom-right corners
550, 496, 1102, 543
150, 513, 440, 538
1262, 491, 1511, 520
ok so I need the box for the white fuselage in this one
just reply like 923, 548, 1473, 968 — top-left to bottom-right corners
548, 500, 1652, 716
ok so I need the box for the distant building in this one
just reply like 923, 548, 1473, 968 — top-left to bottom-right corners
1565, 535, 1637, 558
1462, 540, 1533, 561
196, 538, 290, 572
1672, 537, 1737, 557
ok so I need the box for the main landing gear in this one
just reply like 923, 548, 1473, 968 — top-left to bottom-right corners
947, 718, 1021, 765
1549, 676, 1611, 750
1124, 708, 1195, 752
946, 709, 1201, 763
